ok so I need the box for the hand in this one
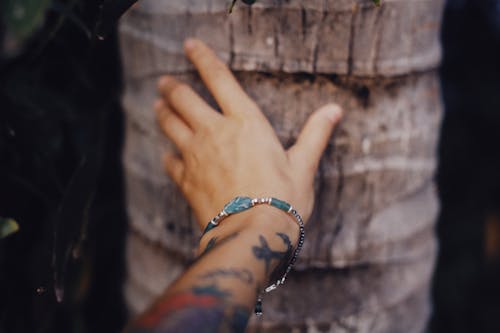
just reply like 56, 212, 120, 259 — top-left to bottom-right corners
155, 38, 342, 232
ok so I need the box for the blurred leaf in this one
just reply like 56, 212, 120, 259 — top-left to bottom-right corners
52, 156, 96, 302
0, 217, 19, 238
373, 0, 381, 6
52, 112, 106, 303
2, 0, 51, 43
33, 0, 87, 56
52, 2, 91, 39
229, 0, 257, 13
228, 0, 237, 13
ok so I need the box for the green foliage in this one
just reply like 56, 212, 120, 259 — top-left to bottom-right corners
1, 0, 51, 42
1, 0, 139, 55
0, 1, 127, 331
373, 0, 381, 6
228, 0, 257, 14
0, 217, 19, 239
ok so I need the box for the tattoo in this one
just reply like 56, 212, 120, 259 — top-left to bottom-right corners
252, 233, 293, 275
198, 268, 254, 285
200, 237, 218, 256
192, 284, 231, 298
200, 232, 239, 257
269, 233, 293, 282
129, 284, 249, 333
127, 232, 294, 333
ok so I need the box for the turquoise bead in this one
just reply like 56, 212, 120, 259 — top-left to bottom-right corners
202, 222, 217, 235
270, 198, 291, 212
223, 196, 253, 214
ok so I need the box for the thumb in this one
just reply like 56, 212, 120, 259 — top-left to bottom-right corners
287, 103, 343, 176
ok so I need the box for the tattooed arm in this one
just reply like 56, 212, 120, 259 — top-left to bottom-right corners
125, 38, 342, 333
126, 208, 297, 333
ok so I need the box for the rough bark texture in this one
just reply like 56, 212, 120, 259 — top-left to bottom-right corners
119, 0, 445, 331
120, 0, 443, 77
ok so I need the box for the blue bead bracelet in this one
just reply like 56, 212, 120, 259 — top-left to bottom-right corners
202, 196, 306, 316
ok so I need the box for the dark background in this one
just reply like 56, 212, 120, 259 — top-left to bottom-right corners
0, 0, 499, 332
0, 1, 128, 332
431, 0, 500, 332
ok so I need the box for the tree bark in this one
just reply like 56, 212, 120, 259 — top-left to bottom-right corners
119, 0, 445, 331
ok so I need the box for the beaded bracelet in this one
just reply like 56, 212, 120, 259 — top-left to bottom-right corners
202, 196, 305, 316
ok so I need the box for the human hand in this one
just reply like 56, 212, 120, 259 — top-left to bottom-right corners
155, 38, 342, 232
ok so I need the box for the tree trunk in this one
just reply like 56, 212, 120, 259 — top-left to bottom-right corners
119, 0, 444, 331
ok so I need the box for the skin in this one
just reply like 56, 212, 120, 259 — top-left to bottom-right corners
124, 38, 342, 333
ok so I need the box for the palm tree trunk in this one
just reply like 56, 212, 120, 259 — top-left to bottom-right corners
119, 0, 444, 331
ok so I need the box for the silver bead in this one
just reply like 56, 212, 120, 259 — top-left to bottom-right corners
265, 284, 277, 292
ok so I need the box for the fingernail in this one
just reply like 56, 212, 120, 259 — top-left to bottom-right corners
324, 104, 343, 122
153, 99, 163, 112
157, 76, 167, 88
184, 38, 197, 51
157, 76, 169, 89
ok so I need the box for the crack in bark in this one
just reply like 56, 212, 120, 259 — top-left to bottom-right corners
273, 13, 280, 64
246, 5, 253, 34
300, 5, 307, 40
311, 155, 327, 264
229, 18, 235, 67
347, 4, 358, 75
372, 3, 385, 73
327, 149, 345, 265
312, 0, 328, 73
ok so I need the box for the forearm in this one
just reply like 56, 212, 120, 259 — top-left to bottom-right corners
125, 206, 299, 333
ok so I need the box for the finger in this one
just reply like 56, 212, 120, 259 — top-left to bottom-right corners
288, 104, 343, 177
155, 100, 193, 151
163, 152, 185, 185
183, 38, 258, 115
158, 75, 222, 130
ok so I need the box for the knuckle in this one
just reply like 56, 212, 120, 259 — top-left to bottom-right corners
180, 180, 189, 194
210, 61, 230, 79
202, 115, 223, 134
160, 110, 173, 127
180, 178, 194, 195
153, 99, 164, 113
229, 114, 245, 127
168, 82, 189, 99
200, 123, 215, 136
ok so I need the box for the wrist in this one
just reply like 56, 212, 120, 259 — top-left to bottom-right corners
195, 197, 306, 317
198, 204, 300, 254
